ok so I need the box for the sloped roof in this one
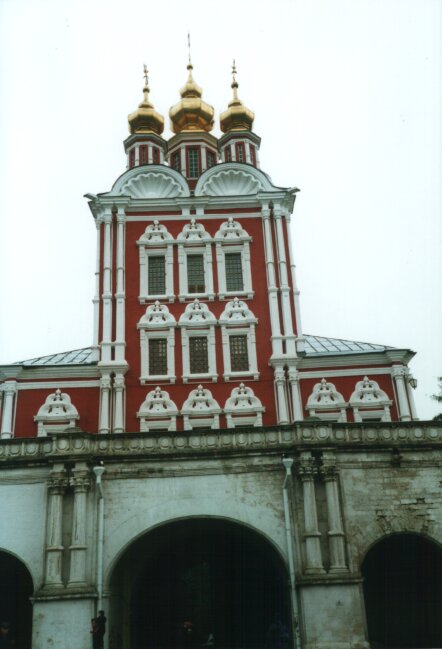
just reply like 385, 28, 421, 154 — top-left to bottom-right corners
303, 334, 395, 356
12, 348, 98, 367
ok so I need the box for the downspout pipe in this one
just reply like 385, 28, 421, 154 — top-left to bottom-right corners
282, 457, 301, 649
93, 464, 105, 613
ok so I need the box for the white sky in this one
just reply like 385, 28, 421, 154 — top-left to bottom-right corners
0, 0, 441, 419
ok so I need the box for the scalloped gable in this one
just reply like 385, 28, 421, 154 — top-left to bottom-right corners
109, 166, 190, 198
195, 162, 276, 197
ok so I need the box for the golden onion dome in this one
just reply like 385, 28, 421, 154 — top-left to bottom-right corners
169, 63, 214, 133
128, 66, 164, 135
220, 61, 255, 133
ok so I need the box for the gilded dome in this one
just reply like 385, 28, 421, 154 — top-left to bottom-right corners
169, 64, 214, 133
128, 66, 164, 135
220, 62, 255, 133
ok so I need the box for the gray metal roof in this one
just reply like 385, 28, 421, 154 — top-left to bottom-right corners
303, 334, 394, 356
13, 348, 98, 367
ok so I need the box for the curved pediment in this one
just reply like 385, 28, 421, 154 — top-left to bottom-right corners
195, 163, 275, 197
110, 166, 190, 199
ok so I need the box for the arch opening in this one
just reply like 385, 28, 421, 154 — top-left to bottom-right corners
0, 550, 33, 649
109, 518, 291, 649
362, 534, 442, 648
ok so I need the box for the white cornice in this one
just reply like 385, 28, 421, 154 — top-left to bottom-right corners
296, 349, 414, 370
0, 366, 100, 381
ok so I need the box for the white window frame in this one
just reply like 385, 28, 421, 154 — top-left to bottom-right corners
219, 298, 259, 381
137, 221, 175, 303
137, 387, 178, 433
306, 379, 348, 423
137, 302, 176, 384
224, 383, 265, 428
179, 300, 217, 383
214, 218, 253, 300
177, 219, 214, 302
181, 385, 221, 430
349, 376, 392, 423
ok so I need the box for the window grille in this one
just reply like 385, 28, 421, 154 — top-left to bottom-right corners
236, 143, 245, 162
225, 147, 232, 162
187, 255, 205, 293
148, 256, 166, 295
129, 149, 135, 168
148, 338, 168, 375
229, 335, 249, 372
250, 145, 256, 166
225, 253, 244, 292
187, 148, 200, 178
140, 145, 148, 165
172, 152, 181, 172
207, 151, 216, 168
189, 337, 209, 374
152, 147, 160, 164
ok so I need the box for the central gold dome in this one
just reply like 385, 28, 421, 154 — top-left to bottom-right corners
169, 64, 214, 133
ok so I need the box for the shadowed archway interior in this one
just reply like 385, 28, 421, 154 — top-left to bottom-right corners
362, 534, 442, 648
0, 551, 33, 649
109, 518, 291, 649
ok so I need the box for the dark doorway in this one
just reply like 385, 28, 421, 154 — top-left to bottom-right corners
0, 551, 33, 649
110, 519, 291, 649
362, 534, 442, 648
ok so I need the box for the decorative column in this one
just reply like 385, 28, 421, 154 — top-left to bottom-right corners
285, 211, 305, 354
274, 366, 289, 425
101, 208, 113, 362
274, 207, 296, 356
320, 452, 347, 573
392, 366, 411, 421
405, 370, 419, 420
93, 218, 101, 347
113, 373, 125, 433
288, 368, 304, 421
99, 374, 111, 434
115, 205, 126, 363
44, 464, 68, 589
261, 206, 283, 356
68, 462, 91, 588
1, 380, 17, 439
297, 452, 324, 574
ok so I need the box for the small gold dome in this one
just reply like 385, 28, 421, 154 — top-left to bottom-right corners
220, 62, 255, 133
169, 63, 214, 133
128, 66, 164, 135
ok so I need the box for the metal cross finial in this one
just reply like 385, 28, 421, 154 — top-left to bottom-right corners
232, 59, 237, 83
143, 64, 149, 87
187, 32, 192, 65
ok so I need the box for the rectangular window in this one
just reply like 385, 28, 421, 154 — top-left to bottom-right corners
236, 143, 245, 162
187, 254, 205, 293
225, 253, 244, 292
129, 149, 135, 168
172, 151, 181, 172
225, 147, 232, 162
207, 151, 216, 168
187, 148, 200, 178
149, 338, 168, 375
148, 256, 166, 295
229, 335, 249, 372
189, 337, 209, 374
140, 145, 148, 165
152, 147, 160, 164
249, 145, 256, 166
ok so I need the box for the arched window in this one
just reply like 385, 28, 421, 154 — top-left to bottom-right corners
181, 384, 221, 430
219, 298, 258, 380
137, 221, 174, 303
177, 220, 214, 301
306, 379, 347, 422
214, 218, 253, 299
34, 389, 80, 436
137, 387, 179, 432
137, 301, 176, 384
179, 299, 217, 383
224, 383, 265, 428
349, 376, 392, 422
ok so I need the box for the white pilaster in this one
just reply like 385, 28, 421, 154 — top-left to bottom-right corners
405, 371, 419, 420
68, 463, 90, 588
288, 368, 304, 421
1, 380, 17, 439
113, 373, 125, 433
44, 465, 68, 589
274, 367, 289, 424
99, 374, 111, 434
115, 206, 126, 363
298, 453, 325, 574
285, 211, 305, 352
392, 366, 412, 421
101, 209, 113, 362
262, 206, 283, 356
274, 207, 297, 356
320, 452, 347, 573
93, 220, 101, 347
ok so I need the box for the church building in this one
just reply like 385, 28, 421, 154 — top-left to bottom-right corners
0, 61, 441, 649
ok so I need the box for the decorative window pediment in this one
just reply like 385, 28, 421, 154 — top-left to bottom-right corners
138, 302, 176, 384
224, 383, 265, 428
177, 218, 211, 243
34, 389, 80, 436
181, 385, 221, 430
215, 218, 253, 299
306, 379, 348, 422
177, 219, 214, 301
179, 299, 217, 326
219, 299, 258, 381
137, 387, 178, 432
179, 300, 217, 383
137, 221, 174, 303
349, 376, 392, 422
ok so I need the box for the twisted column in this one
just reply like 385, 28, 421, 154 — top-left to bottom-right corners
298, 453, 324, 574
68, 463, 91, 588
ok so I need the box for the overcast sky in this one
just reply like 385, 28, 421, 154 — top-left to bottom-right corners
0, 0, 441, 418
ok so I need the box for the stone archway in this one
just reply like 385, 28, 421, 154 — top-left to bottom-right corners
109, 518, 291, 649
362, 533, 442, 648
0, 550, 33, 649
